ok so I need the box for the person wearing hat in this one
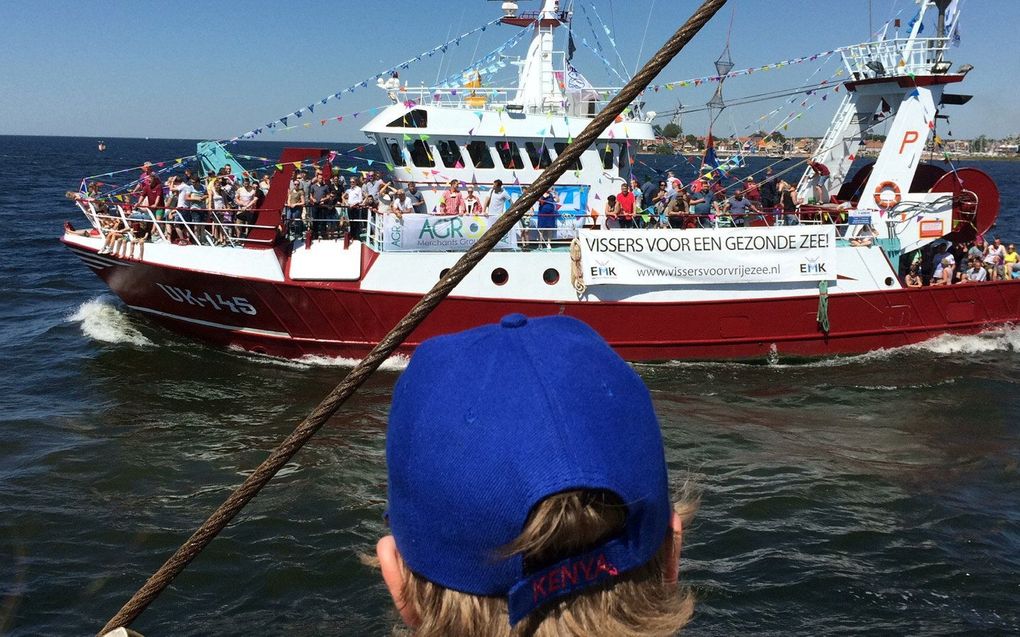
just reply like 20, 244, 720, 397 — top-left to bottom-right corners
376, 314, 696, 636
743, 175, 761, 202
930, 242, 954, 285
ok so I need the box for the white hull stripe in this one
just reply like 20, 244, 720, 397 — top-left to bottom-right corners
127, 305, 292, 339
76, 255, 116, 269
125, 305, 380, 346
67, 247, 136, 267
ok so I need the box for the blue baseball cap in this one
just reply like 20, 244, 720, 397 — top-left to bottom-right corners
385, 314, 671, 624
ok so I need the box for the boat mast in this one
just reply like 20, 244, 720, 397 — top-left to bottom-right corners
506, 0, 567, 112
806, 0, 965, 238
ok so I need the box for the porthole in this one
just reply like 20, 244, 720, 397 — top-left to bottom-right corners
884, 277, 894, 286
439, 268, 450, 279
543, 268, 560, 285
491, 268, 509, 286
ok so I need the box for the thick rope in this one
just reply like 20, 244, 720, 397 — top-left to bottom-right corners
569, 237, 587, 296
98, 1, 728, 633
817, 279, 830, 333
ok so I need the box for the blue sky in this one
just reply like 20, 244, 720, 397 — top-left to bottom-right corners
1, 0, 1016, 141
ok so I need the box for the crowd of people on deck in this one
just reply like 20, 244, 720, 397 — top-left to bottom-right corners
906, 235, 1020, 287
84, 155, 818, 258
77, 157, 1018, 289
282, 168, 433, 241
91, 161, 277, 256
596, 167, 816, 230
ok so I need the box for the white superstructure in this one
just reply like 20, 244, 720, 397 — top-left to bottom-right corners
361, 0, 654, 217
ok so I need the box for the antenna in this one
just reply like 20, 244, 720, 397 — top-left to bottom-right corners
670, 97, 683, 127
706, 7, 735, 130
706, 40, 733, 129
933, 0, 952, 38
868, 0, 872, 40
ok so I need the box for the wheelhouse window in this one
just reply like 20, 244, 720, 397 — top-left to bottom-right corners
554, 142, 582, 171
407, 140, 434, 167
387, 109, 428, 128
525, 141, 551, 169
495, 141, 523, 170
385, 137, 406, 166
466, 140, 495, 169
437, 140, 463, 168
599, 143, 615, 170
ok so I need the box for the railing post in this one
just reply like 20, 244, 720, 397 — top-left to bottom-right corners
146, 209, 168, 242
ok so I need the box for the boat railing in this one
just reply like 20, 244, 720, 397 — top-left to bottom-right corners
82, 205, 277, 248
887, 194, 955, 222
359, 208, 876, 254
398, 85, 625, 118
841, 37, 951, 79
881, 193, 957, 241
72, 199, 900, 255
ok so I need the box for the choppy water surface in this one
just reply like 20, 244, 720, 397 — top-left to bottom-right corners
1, 136, 1019, 635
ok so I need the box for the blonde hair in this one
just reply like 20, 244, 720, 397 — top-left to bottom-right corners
394, 488, 698, 637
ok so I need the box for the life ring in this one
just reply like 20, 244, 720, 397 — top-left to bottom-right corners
873, 181, 901, 209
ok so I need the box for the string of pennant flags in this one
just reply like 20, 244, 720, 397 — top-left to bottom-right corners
577, 5, 628, 84
438, 28, 530, 89
237, 29, 530, 141
647, 48, 843, 93
741, 53, 841, 134
228, 17, 503, 144
269, 46, 847, 142
83, 35, 864, 204
577, 35, 629, 85
587, 3, 631, 82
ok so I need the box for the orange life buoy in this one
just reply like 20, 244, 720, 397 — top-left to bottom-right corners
873, 181, 901, 209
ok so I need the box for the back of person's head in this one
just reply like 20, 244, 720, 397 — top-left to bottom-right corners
379, 315, 695, 637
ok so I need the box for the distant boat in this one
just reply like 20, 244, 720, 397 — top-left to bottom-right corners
98, 141, 106, 152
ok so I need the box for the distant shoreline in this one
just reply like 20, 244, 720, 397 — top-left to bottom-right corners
636, 151, 1020, 163
0, 133, 362, 145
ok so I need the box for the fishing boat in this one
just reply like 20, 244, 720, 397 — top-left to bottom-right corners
62, 0, 1014, 361
98, 140, 106, 152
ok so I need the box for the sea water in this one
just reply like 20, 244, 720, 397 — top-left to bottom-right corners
1, 135, 1019, 635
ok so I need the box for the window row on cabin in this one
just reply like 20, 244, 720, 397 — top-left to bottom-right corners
384, 138, 630, 173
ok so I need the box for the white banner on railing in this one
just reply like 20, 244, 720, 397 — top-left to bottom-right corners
578, 226, 836, 286
381, 213, 517, 252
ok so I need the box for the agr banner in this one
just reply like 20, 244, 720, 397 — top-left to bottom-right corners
381, 213, 517, 252
578, 226, 836, 286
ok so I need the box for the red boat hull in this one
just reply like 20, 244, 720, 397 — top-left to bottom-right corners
67, 242, 1020, 361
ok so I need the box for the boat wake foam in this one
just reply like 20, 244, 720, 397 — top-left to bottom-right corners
795, 325, 1020, 366
227, 346, 410, 371
635, 324, 1020, 370
69, 296, 152, 347
906, 325, 1020, 355
295, 354, 410, 371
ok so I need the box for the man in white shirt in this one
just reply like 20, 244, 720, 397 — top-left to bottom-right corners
366, 171, 384, 199
664, 171, 678, 198
484, 179, 511, 216
175, 179, 196, 215
345, 177, 366, 239
392, 189, 413, 221
171, 176, 205, 242
987, 236, 1006, 261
